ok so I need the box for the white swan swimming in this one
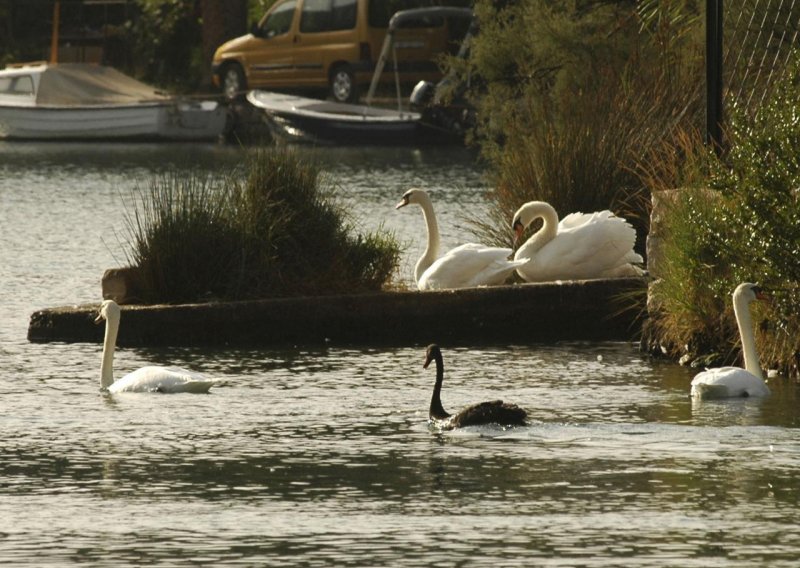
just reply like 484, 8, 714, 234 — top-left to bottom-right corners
96, 299, 216, 394
690, 283, 771, 400
396, 188, 527, 290
511, 201, 643, 282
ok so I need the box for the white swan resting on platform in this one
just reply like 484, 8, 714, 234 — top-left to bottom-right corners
96, 299, 216, 394
690, 283, 771, 400
396, 188, 527, 290
511, 201, 643, 282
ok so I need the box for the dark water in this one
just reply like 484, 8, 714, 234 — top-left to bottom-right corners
1, 142, 799, 566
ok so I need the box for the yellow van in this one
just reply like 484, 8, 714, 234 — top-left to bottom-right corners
211, 0, 469, 103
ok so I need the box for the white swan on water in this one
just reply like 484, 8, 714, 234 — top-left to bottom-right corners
511, 201, 643, 282
396, 188, 527, 290
690, 283, 771, 400
97, 299, 216, 394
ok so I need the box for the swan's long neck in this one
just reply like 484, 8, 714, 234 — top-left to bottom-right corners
515, 202, 560, 261
100, 312, 120, 389
733, 292, 763, 380
415, 193, 441, 283
429, 352, 450, 420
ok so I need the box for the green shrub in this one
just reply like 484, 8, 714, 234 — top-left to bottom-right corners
644, 61, 800, 377
124, 149, 401, 303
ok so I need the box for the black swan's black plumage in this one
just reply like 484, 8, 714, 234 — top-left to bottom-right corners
423, 344, 527, 429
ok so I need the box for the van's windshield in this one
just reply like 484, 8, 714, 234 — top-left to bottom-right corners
260, 0, 297, 37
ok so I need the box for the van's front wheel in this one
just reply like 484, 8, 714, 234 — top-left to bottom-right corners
329, 64, 357, 103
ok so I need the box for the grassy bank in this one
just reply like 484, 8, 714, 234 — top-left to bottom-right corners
123, 149, 401, 304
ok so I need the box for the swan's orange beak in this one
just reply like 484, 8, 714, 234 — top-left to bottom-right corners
513, 219, 524, 245
423, 356, 431, 369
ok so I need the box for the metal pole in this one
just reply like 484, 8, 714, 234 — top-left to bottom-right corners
50, 0, 61, 64
706, 0, 723, 150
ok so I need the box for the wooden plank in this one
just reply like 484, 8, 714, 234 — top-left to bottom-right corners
27, 278, 647, 347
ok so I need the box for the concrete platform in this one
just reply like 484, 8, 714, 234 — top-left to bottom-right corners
27, 278, 647, 347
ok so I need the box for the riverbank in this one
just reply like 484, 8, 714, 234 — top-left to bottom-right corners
28, 278, 646, 347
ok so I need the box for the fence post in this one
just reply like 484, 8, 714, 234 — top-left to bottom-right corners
706, 0, 723, 151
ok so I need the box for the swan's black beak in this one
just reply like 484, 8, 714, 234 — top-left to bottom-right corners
423, 344, 439, 368
395, 196, 409, 210
512, 218, 524, 245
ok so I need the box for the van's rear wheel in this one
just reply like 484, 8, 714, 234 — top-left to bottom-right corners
330, 64, 357, 103
221, 63, 247, 100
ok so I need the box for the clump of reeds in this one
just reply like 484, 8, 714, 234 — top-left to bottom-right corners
123, 149, 401, 304
124, 172, 244, 304
468, 9, 704, 250
453, 3, 704, 339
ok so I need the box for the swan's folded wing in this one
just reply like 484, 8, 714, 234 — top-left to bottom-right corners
557, 211, 606, 230
419, 244, 522, 289
528, 214, 639, 280
110, 366, 216, 393
691, 366, 770, 399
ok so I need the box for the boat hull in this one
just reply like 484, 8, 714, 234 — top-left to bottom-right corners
0, 101, 227, 141
247, 90, 420, 144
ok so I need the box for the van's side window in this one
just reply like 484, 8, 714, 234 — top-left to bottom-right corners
262, 0, 297, 38
300, 0, 357, 33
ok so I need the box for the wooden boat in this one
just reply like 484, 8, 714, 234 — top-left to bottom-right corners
0, 62, 227, 141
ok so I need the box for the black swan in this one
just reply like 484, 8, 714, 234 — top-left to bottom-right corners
423, 344, 527, 429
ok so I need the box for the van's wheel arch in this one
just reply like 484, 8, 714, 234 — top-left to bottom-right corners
329, 64, 357, 103
221, 62, 247, 101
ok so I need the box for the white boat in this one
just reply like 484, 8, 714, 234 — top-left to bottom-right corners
246, 90, 420, 143
0, 62, 228, 141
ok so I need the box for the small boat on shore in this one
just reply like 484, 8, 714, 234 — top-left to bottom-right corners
246, 90, 420, 144
0, 62, 227, 141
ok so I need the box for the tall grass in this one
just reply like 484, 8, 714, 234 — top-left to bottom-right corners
467, 3, 704, 250
124, 172, 244, 304
123, 149, 401, 304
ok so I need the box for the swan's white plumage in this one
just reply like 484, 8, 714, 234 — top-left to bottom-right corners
418, 242, 528, 290
512, 202, 643, 282
690, 283, 771, 400
97, 300, 216, 394
397, 188, 527, 290
107, 366, 216, 394
690, 367, 770, 399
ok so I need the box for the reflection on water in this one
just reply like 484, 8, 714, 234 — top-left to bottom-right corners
1, 143, 800, 565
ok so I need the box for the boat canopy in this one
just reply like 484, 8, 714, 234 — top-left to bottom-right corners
365, 6, 474, 106
34, 63, 169, 105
